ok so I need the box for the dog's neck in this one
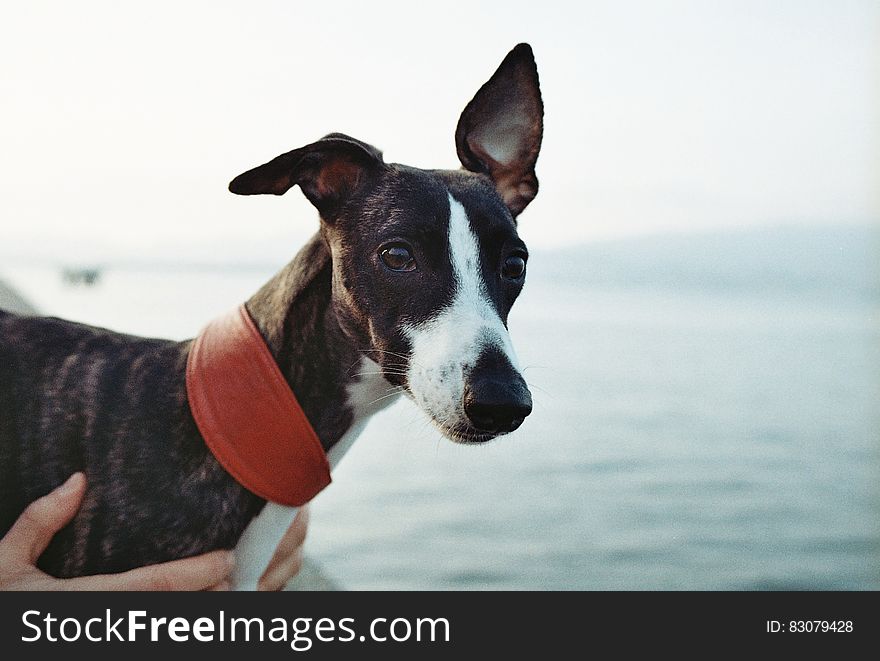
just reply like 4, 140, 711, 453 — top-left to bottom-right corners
243, 232, 397, 456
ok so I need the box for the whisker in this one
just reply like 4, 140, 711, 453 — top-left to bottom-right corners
346, 355, 410, 378
359, 348, 426, 370
360, 348, 412, 361
365, 389, 406, 408
525, 381, 554, 398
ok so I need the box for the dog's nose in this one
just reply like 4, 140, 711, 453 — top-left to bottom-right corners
463, 379, 533, 434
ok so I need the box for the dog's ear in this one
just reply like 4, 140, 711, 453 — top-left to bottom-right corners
229, 133, 385, 219
456, 43, 544, 217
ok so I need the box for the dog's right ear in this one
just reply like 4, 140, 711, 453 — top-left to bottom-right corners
229, 134, 385, 220
456, 43, 544, 217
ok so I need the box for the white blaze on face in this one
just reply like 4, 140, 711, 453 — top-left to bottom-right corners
403, 193, 521, 434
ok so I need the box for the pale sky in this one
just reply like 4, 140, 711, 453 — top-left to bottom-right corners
0, 0, 877, 259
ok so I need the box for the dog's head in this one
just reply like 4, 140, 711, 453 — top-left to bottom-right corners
229, 44, 543, 443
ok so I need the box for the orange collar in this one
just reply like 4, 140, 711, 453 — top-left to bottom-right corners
185, 304, 331, 506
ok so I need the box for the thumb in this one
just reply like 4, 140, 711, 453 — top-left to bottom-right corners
2, 473, 87, 565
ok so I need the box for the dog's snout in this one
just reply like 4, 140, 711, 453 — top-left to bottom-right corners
463, 378, 532, 434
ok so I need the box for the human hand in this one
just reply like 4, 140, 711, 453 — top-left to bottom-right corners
0, 473, 235, 591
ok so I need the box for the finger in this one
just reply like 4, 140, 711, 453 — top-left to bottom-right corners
2, 473, 86, 565
65, 550, 235, 591
268, 506, 310, 565
259, 506, 309, 588
258, 548, 304, 592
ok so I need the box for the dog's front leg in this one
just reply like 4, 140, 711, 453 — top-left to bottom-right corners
230, 502, 299, 590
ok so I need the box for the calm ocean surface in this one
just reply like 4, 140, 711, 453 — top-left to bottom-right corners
2, 227, 878, 590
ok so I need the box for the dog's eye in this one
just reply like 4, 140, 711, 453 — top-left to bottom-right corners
502, 253, 527, 280
379, 244, 417, 272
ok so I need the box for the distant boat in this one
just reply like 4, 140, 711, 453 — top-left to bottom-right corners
61, 267, 102, 286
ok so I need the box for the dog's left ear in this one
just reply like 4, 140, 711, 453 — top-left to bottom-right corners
456, 43, 544, 217
228, 133, 385, 220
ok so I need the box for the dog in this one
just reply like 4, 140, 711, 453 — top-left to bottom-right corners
0, 43, 543, 589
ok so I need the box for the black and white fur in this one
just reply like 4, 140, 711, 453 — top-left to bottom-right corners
0, 44, 543, 589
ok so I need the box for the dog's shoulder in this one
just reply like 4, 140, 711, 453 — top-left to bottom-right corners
0, 311, 183, 387
2, 311, 173, 349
